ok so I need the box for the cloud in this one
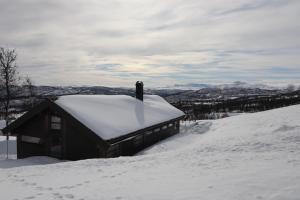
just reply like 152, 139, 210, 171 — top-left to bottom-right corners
0, 0, 299, 87
214, 0, 287, 16
95, 64, 122, 71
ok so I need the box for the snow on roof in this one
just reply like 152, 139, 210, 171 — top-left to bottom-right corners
55, 95, 184, 140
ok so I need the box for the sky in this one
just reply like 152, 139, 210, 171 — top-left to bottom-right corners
0, 0, 299, 87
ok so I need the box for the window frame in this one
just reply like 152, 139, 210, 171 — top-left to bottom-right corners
21, 135, 42, 144
133, 134, 144, 147
106, 144, 120, 157
50, 115, 62, 130
154, 128, 160, 133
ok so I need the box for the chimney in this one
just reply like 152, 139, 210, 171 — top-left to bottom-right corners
136, 81, 144, 101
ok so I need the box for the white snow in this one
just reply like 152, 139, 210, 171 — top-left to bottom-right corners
0, 156, 60, 169
0, 120, 6, 129
0, 136, 16, 159
0, 105, 300, 199
0, 120, 17, 159
55, 95, 185, 140
0, 119, 6, 136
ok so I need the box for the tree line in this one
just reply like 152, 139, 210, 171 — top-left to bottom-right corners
173, 91, 300, 121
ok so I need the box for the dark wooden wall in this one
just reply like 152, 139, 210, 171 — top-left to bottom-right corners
14, 111, 48, 158
13, 107, 104, 160
64, 120, 101, 160
106, 120, 180, 158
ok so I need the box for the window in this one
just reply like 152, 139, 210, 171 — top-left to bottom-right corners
134, 135, 143, 147
162, 125, 168, 130
175, 121, 179, 129
154, 128, 160, 133
168, 123, 173, 128
145, 130, 153, 135
51, 116, 61, 130
106, 144, 120, 157
144, 131, 153, 141
51, 116, 61, 123
21, 136, 42, 144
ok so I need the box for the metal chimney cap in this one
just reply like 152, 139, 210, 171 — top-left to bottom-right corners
136, 81, 143, 86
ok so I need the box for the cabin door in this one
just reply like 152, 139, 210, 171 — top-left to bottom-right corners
48, 115, 63, 159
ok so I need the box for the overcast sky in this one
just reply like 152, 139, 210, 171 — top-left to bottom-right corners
0, 0, 299, 87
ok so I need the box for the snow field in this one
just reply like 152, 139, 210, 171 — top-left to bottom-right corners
0, 105, 299, 199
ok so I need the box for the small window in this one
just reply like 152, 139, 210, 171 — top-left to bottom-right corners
51, 123, 61, 130
145, 131, 152, 135
113, 144, 120, 151
168, 123, 173, 127
144, 131, 152, 141
175, 121, 180, 129
162, 125, 168, 130
21, 136, 42, 144
134, 135, 143, 147
51, 115, 61, 130
154, 128, 160, 132
106, 144, 120, 157
51, 116, 61, 123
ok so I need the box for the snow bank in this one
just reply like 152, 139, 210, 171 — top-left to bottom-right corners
0, 120, 6, 129
0, 156, 61, 169
0, 120, 6, 135
0, 105, 300, 200
0, 120, 15, 159
55, 95, 184, 140
0, 136, 16, 159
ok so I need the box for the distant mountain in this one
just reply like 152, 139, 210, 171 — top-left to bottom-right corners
216, 81, 279, 90
164, 81, 280, 90
170, 83, 214, 90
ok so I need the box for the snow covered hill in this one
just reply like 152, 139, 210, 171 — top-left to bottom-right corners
0, 105, 300, 200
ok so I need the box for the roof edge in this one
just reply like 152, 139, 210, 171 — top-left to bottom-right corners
2, 99, 52, 134
107, 115, 185, 144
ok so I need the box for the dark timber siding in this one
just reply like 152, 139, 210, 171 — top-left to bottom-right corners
12, 106, 107, 160
14, 111, 48, 159
105, 119, 181, 158
64, 120, 101, 160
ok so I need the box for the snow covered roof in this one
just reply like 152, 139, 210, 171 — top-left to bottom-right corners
55, 95, 185, 140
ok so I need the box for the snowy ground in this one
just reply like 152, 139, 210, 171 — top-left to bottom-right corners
0, 136, 16, 159
0, 119, 16, 159
0, 119, 6, 129
0, 105, 300, 199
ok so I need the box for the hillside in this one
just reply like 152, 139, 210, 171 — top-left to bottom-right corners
0, 105, 300, 199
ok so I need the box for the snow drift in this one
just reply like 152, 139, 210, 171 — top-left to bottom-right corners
0, 105, 300, 200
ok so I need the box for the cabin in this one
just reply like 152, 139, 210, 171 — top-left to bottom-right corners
3, 82, 185, 160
